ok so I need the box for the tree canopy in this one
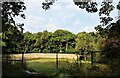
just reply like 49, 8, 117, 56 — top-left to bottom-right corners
2, 1, 26, 53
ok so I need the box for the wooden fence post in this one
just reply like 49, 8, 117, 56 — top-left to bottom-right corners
21, 52, 24, 68
77, 54, 78, 61
56, 52, 58, 72
91, 51, 93, 65
7, 53, 8, 62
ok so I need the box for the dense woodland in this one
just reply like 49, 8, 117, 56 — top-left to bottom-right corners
2, 21, 120, 57
2, 29, 104, 53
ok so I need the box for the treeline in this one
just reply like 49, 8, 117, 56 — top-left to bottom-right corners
2, 26, 104, 53
2, 20, 120, 60
22, 30, 104, 53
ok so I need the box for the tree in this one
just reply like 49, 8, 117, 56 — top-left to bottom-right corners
100, 20, 120, 59
2, 24, 24, 53
76, 32, 95, 51
34, 30, 52, 53
50, 29, 76, 53
33, 32, 43, 52
2, 1, 26, 53
22, 31, 36, 52
2, 1, 26, 26
40, 30, 52, 53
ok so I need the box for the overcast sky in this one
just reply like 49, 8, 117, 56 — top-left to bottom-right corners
15, 0, 118, 34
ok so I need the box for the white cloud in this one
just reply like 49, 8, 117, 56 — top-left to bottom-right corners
44, 24, 61, 32
67, 3, 80, 10
83, 26, 96, 32
73, 19, 81, 26
22, 15, 46, 32
51, 3, 62, 11
25, 0, 44, 2
62, 14, 74, 23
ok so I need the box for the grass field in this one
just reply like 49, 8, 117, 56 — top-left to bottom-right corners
26, 58, 74, 76
4, 53, 120, 77
8, 53, 92, 76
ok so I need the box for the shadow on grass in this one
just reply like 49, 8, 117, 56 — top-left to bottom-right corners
2, 58, 120, 78
2, 59, 70, 78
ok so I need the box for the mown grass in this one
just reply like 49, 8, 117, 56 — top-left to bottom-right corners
26, 58, 73, 76
26, 58, 120, 77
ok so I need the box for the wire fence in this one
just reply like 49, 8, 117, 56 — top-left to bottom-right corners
2, 51, 106, 68
2, 51, 120, 76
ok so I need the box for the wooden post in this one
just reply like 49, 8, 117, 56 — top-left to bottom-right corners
21, 52, 24, 78
76, 52, 79, 62
91, 51, 93, 64
7, 53, 8, 62
79, 51, 82, 65
21, 52, 24, 68
84, 52, 87, 61
56, 52, 58, 72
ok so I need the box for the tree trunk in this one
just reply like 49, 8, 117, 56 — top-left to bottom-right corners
66, 41, 68, 52
84, 55, 87, 61
60, 43, 62, 52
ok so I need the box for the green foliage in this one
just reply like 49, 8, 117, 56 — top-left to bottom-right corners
31, 48, 40, 53
21, 31, 36, 52
99, 20, 120, 60
2, 2, 26, 26
34, 30, 52, 53
75, 32, 102, 52
3, 27, 106, 54
2, 24, 24, 53
2, 1, 26, 53
50, 29, 76, 53
73, 0, 98, 13
67, 61, 113, 76
13, 29, 77, 53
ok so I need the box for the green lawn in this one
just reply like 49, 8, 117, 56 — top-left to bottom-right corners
26, 58, 119, 76
26, 58, 74, 76
4, 57, 119, 77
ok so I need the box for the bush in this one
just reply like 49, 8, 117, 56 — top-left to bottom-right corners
31, 48, 40, 53
67, 61, 113, 77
